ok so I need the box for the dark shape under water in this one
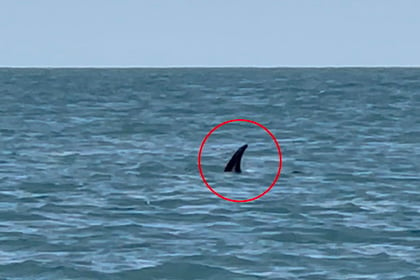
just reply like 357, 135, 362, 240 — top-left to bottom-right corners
224, 144, 248, 173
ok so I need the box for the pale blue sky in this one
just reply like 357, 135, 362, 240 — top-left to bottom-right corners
1, 0, 419, 67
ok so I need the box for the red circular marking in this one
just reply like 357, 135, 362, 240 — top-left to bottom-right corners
197, 119, 282, 202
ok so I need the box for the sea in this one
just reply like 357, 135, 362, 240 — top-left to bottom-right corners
0, 68, 419, 280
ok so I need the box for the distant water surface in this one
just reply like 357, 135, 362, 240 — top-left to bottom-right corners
0, 68, 419, 279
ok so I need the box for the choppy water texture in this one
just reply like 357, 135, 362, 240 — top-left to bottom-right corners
0, 68, 419, 280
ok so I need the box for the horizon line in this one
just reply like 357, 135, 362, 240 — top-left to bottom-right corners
1, 65, 420, 69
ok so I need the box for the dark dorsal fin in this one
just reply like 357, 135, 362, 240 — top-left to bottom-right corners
224, 144, 248, 173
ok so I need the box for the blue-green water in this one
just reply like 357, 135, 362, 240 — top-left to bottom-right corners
0, 68, 419, 279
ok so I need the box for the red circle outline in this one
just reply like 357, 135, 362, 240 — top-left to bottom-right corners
197, 119, 282, 202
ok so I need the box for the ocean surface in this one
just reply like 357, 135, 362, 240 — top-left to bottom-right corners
0, 68, 419, 280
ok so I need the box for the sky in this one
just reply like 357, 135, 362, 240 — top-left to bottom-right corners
1, 0, 420, 67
